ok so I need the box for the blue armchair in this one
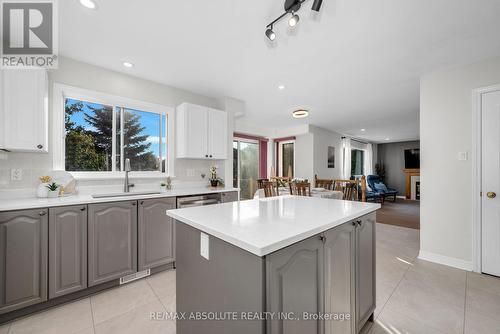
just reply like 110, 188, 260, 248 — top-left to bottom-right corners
367, 175, 398, 202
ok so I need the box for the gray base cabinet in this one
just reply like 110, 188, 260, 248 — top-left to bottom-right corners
138, 198, 176, 271
0, 209, 48, 314
356, 214, 376, 332
221, 191, 238, 203
49, 205, 88, 298
266, 235, 324, 334
88, 201, 137, 286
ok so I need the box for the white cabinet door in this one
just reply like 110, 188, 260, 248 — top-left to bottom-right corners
208, 108, 227, 160
2, 69, 48, 152
176, 103, 208, 159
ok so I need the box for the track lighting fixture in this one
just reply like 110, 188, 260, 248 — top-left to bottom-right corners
288, 13, 300, 27
265, 0, 324, 41
265, 27, 276, 41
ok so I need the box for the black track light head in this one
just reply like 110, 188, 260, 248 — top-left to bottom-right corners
311, 0, 323, 12
265, 27, 276, 41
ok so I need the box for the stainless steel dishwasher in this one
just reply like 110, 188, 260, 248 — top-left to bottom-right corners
176, 193, 221, 208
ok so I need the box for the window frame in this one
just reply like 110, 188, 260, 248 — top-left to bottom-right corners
52, 83, 175, 179
277, 140, 295, 177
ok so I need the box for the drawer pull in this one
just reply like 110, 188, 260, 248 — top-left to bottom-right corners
39, 211, 47, 216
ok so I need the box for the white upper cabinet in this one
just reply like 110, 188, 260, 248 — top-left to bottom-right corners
176, 103, 227, 160
0, 69, 48, 153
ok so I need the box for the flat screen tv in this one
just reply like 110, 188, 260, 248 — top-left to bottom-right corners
404, 149, 420, 169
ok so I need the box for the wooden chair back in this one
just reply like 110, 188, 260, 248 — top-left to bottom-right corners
314, 174, 334, 190
289, 181, 311, 197
262, 181, 279, 198
257, 178, 269, 189
271, 176, 291, 187
333, 176, 367, 202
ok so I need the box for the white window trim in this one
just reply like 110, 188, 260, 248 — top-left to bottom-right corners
52, 83, 175, 179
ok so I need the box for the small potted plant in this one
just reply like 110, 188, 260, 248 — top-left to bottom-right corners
46, 182, 59, 198
209, 166, 219, 187
160, 182, 167, 193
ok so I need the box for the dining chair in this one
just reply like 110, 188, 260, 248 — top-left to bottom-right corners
289, 181, 311, 197
271, 176, 291, 188
262, 181, 280, 198
333, 179, 359, 201
257, 178, 269, 189
314, 174, 334, 190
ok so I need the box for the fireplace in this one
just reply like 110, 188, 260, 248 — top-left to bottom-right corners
404, 168, 420, 200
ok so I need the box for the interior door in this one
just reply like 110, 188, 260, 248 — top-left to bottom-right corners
481, 89, 500, 277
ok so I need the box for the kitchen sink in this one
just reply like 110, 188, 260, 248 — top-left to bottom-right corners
92, 191, 162, 199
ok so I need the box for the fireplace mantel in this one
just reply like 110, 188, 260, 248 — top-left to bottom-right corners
403, 169, 420, 200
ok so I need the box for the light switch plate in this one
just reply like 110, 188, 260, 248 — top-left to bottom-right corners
200, 232, 210, 260
11, 169, 22, 181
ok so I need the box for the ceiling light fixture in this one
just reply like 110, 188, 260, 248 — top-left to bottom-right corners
79, 0, 97, 9
264, 0, 323, 41
288, 12, 300, 27
361, 129, 366, 132
292, 109, 309, 119
385, 138, 390, 141
122, 62, 134, 68
278, 85, 286, 90
265, 27, 276, 41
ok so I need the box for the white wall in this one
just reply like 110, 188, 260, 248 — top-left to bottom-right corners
420, 56, 500, 270
309, 125, 342, 181
0, 57, 232, 192
294, 133, 314, 181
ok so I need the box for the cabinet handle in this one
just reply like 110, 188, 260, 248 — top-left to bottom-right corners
209, 155, 212, 158
37, 144, 43, 149
205, 154, 208, 158
80, 207, 86, 211
352, 221, 357, 226
140, 201, 144, 205
132, 202, 136, 206
319, 235, 326, 243
39, 211, 47, 216
357, 220, 362, 226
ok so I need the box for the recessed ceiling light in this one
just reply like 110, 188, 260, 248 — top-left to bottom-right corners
385, 138, 390, 141
122, 62, 134, 68
361, 128, 366, 132
292, 109, 309, 119
278, 85, 285, 90
79, 0, 97, 9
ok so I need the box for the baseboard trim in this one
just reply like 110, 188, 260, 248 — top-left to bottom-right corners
418, 250, 473, 271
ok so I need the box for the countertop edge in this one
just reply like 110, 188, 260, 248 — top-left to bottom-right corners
167, 204, 380, 257
0, 188, 239, 212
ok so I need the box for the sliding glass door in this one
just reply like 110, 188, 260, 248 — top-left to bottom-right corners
233, 139, 259, 200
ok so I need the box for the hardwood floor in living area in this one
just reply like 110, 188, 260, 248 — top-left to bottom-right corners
376, 198, 420, 229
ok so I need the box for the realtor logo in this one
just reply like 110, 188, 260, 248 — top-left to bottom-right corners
1, 0, 58, 68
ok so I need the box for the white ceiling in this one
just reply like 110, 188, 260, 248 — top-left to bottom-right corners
59, 0, 500, 143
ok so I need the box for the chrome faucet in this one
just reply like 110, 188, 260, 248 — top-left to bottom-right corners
124, 158, 135, 192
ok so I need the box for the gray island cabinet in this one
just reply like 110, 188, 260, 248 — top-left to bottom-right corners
169, 196, 379, 334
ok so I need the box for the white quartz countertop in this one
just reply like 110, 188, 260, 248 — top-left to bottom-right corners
0, 187, 238, 212
167, 195, 381, 257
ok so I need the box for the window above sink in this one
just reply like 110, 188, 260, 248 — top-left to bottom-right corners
52, 84, 175, 179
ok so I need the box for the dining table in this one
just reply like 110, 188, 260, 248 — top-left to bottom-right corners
254, 187, 344, 200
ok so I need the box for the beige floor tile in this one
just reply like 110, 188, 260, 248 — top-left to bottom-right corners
9, 298, 93, 334
94, 300, 174, 334
465, 308, 500, 334
90, 279, 158, 325
466, 279, 500, 321
370, 308, 445, 334
147, 269, 176, 300
467, 271, 500, 295
383, 274, 464, 334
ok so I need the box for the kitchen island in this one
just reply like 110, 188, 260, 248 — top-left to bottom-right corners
167, 195, 381, 334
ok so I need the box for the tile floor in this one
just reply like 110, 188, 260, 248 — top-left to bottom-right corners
1, 223, 499, 334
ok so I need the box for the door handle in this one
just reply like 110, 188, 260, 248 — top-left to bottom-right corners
487, 192, 497, 199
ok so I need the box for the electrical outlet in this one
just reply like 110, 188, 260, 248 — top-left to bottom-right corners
11, 169, 22, 181
458, 152, 468, 161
